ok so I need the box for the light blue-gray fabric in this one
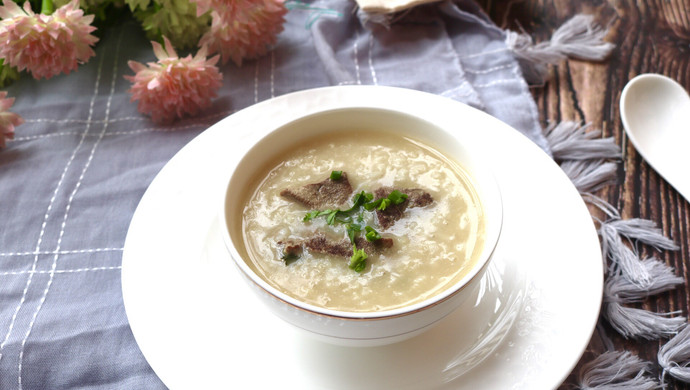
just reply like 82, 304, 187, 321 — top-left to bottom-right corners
0, 0, 545, 388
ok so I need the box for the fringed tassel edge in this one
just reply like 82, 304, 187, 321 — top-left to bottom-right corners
578, 350, 659, 389
603, 302, 685, 341
506, 14, 615, 85
544, 120, 686, 387
659, 325, 690, 387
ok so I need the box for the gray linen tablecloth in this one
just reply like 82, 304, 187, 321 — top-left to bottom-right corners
0, 0, 547, 387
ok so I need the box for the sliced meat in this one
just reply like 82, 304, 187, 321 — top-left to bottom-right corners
276, 240, 304, 265
354, 236, 394, 254
374, 187, 433, 229
281, 242, 303, 257
289, 234, 394, 258
304, 235, 351, 257
280, 172, 353, 209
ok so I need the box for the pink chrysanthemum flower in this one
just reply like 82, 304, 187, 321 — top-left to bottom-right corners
0, 0, 98, 79
125, 37, 223, 123
0, 91, 23, 148
197, 0, 287, 66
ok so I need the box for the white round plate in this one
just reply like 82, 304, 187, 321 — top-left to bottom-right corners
122, 86, 603, 390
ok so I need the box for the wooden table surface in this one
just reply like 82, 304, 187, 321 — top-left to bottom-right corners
475, 0, 690, 388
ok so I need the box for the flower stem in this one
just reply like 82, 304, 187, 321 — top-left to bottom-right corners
41, 0, 54, 15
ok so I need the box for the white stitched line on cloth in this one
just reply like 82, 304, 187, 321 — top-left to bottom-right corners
16, 30, 124, 390
106, 123, 210, 135
443, 24, 475, 101
23, 117, 143, 124
473, 78, 520, 89
12, 132, 83, 141
459, 47, 510, 59
353, 27, 361, 85
11, 120, 227, 142
0, 266, 122, 277
511, 63, 541, 145
270, 50, 276, 98
439, 81, 475, 98
22, 110, 230, 125
367, 33, 378, 85
464, 63, 516, 75
0, 40, 107, 370
0, 248, 123, 257
254, 62, 260, 103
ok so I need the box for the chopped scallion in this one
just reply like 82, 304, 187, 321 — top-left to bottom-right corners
364, 226, 381, 242
349, 246, 368, 272
330, 170, 343, 180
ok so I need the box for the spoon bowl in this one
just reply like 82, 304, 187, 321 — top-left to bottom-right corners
620, 73, 690, 203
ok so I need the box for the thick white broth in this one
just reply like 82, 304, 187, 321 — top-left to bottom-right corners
241, 131, 485, 312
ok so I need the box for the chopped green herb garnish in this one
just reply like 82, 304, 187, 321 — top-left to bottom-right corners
357, 210, 365, 223
346, 223, 362, 244
363, 199, 380, 211
349, 246, 368, 272
364, 190, 408, 211
351, 191, 373, 209
303, 210, 321, 222
388, 190, 408, 205
304, 191, 375, 225
281, 252, 300, 266
299, 176, 413, 273
378, 198, 392, 211
364, 226, 381, 242
303, 209, 336, 222
326, 209, 339, 225
330, 170, 343, 180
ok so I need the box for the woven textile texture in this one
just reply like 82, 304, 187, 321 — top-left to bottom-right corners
0, 0, 546, 388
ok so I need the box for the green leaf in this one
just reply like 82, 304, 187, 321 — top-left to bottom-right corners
330, 170, 343, 180
357, 211, 365, 223
346, 223, 362, 244
326, 209, 339, 225
377, 198, 392, 211
303, 210, 321, 222
336, 215, 353, 225
363, 198, 382, 211
365, 190, 408, 212
348, 246, 368, 272
352, 191, 373, 207
364, 226, 381, 242
281, 252, 300, 266
341, 191, 372, 214
388, 190, 408, 205
304, 209, 336, 222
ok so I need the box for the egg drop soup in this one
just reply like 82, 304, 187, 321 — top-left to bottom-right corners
237, 131, 486, 313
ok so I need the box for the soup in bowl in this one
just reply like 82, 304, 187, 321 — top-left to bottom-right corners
221, 107, 502, 346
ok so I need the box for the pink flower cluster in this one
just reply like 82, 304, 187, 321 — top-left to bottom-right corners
0, 0, 289, 132
125, 37, 223, 123
0, 0, 98, 79
125, 0, 287, 122
194, 0, 287, 65
0, 91, 22, 148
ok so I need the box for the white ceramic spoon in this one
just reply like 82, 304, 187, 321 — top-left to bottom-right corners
620, 73, 690, 203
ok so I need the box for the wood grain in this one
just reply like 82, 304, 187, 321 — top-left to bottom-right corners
476, 0, 690, 388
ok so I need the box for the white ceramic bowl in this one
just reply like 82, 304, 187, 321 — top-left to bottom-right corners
220, 107, 503, 347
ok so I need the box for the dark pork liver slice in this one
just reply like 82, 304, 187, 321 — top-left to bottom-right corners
374, 187, 433, 229
301, 235, 394, 258
280, 172, 353, 209
279, 234, 393, 258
